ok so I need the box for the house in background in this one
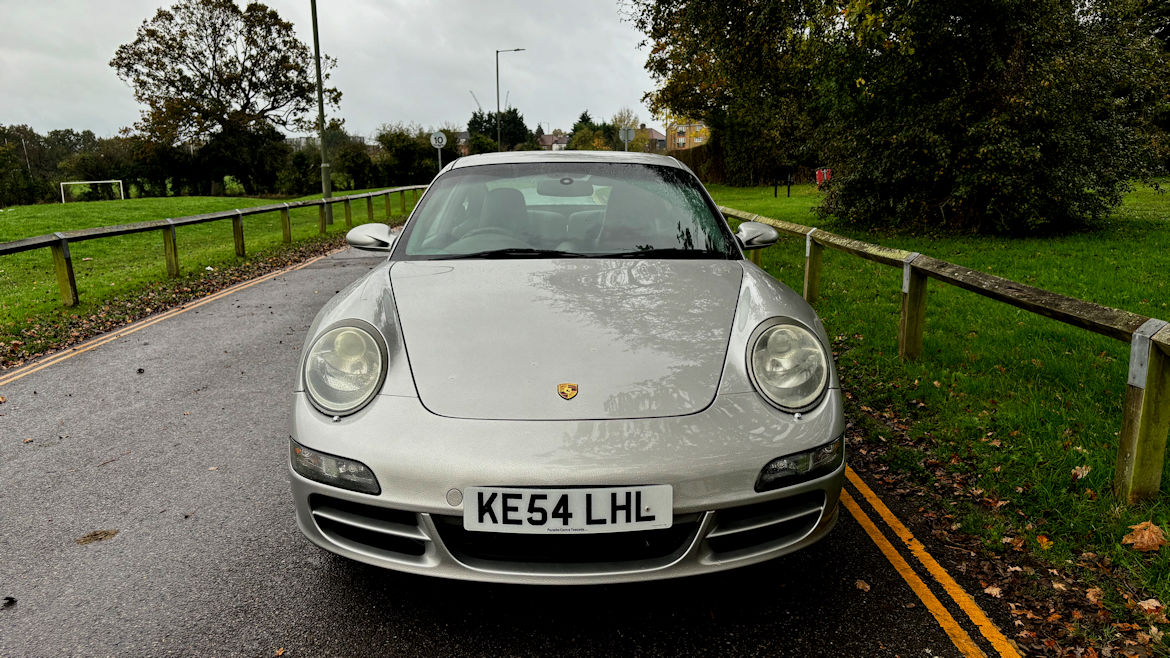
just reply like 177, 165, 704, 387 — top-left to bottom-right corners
665, 119, 709, 150
538, 133, 569, 151
636, 124, 667, 151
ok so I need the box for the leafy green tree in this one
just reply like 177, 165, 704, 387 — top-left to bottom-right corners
497, 108, 531, 151
814, 0, 1166, 233
632, 0, 1168, 233
468, 133, 497, 155
111, 0, 339, 142
468, 110, 495, 141
334, 141, 373, 190
111, 0, 338, 194
569, 111, 595, 145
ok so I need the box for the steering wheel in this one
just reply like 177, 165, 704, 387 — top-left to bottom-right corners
461, 227, 517, 239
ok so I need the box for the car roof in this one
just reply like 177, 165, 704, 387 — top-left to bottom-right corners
447, 150, 691, 172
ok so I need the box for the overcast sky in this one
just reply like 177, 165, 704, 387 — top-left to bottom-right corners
0, 0, 661, 139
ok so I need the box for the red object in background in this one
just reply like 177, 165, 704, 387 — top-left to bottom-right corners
815, 168, 832, 187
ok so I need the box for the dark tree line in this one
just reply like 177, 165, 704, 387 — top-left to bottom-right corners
633, 0, 1170, 234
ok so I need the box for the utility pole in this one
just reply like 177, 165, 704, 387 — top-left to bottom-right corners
495, 48, 525, 152
311, 0, 333, 224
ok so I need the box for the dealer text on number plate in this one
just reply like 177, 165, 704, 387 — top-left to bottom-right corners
463, 485, 673, 534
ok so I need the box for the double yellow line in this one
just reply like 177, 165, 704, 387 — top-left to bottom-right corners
842, 467, 1021, 657
0, 253, 331, 388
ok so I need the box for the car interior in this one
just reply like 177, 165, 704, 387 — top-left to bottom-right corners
406, 173, 725, 256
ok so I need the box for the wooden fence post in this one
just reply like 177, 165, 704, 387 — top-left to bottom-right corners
385, 193, 392, 220
318, 204, 327, 235
898, 253, 926, 360
366, 196, 374, 222
343, 199, 352, 227
232, 210, 245, 257
400, 190, 407, 215
162, 220, 179, 278
748, 248, 762, 266
49, 233, 79, 307
280, 204, 291, 244
1114, 320, 1170, 502
803, 229, 823, 304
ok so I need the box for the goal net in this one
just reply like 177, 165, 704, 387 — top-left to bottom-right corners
60, 180, 125, 203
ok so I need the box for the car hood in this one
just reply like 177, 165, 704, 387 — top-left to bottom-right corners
389, 259, 743, 420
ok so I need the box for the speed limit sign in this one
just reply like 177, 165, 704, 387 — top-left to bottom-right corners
430, 131, 448, 169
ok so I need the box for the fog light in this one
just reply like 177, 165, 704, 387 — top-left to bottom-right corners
290, 438, 380, 495
755, 435, 843, 492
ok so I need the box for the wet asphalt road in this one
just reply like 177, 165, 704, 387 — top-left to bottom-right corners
1, 250, 977, 656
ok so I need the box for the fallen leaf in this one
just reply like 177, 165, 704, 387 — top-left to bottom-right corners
22, 438, 33, 444
984, 585, 1003, 598
855, 579, 870, 592
208, 466, 219, 471
932, 380, 941, 388
1136, 598, 1163, 614
274, 650, 286, 657
0, 396, 6, 403
1122, 521, 1168, 552
1087, 587, 1104, 605
1037, 535, 1053, 550
75, 529, 118, 545
1072, 465, 1091, 481
1053, 582, 1067, 591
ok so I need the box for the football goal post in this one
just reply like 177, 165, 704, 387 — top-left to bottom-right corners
60, 180, 125, 203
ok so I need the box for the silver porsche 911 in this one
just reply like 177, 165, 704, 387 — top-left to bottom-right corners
289, 151, 845, 584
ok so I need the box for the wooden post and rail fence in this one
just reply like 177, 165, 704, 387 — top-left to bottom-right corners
0, 188, 1163, 501
0, 185, 426, 308
723, 206, 1169, 503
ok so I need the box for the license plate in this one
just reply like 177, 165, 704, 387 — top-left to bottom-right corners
463, 485, 673, 535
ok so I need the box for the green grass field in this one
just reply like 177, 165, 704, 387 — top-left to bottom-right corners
0, 188, 417, 349
708, 181, 1170, 622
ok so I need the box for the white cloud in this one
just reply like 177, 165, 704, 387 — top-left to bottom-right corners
0, 0, 661, 138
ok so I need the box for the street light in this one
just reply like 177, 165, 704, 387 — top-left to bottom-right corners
496, 48, 525, 152
311, 0, 332, 224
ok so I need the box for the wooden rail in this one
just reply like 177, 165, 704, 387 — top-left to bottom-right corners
0, 185, 426, 305
721, 205, 1170, 502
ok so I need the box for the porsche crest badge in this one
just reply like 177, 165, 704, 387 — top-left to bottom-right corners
557, 383, 578, 400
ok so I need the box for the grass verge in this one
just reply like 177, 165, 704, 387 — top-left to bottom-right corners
708, 181, 1169, 655
0, 189, 416, 367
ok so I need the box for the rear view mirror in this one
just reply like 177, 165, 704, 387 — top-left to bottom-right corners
537, 177, 594, 197
735, 221, 780, 250
346, 223, 397, 252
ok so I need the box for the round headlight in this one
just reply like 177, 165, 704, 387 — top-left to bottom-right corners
303, 321, 387, 416
748, 320, 829, 412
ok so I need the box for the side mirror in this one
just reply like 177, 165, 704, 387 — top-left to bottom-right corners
346, 223, 397, 252
735, 221, 780, 250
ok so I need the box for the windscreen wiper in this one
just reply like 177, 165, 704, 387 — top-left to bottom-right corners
442, 248, 586, 259
601, 248, 727, 259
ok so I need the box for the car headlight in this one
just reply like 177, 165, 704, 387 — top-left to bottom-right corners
303, 320, 387, 416
747, 319, 830, 412
756, 435, 844, 492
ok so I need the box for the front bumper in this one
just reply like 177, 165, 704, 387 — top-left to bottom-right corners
290, 389, 845, 584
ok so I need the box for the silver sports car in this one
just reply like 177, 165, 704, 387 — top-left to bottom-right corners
289, 151, 845, 584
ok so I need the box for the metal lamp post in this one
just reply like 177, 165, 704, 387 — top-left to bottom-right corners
495, 48, 525, 152
311, 0, 332, 224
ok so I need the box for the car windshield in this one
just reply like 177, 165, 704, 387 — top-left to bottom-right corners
395, 162, 735, 259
